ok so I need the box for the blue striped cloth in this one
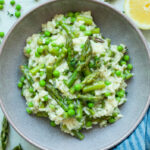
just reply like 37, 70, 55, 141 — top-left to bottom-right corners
113, 107, 150, 150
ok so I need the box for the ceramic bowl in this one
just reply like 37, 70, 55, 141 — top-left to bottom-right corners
0, 0, 150, 150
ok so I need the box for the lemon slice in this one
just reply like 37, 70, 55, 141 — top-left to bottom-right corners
124, 0, 150, 30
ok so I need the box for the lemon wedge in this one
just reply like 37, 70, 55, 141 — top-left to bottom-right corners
124, 0, 150, 30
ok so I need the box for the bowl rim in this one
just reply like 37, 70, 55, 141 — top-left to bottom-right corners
0, 0, 150, 149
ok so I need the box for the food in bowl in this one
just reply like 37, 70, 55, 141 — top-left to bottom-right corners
18, 11, 133, 140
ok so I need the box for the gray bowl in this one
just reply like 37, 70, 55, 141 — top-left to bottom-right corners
0, 0, 150, 150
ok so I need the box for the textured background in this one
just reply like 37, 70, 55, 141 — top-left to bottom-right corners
0, 0, 150, 149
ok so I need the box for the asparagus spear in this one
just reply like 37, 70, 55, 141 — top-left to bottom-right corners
89, 36, 104, 43
36, 112, 48, 117
82, 66, 91, 76
72, 130, 84, 140
46, 66, 53, 81
77, 94, 103, 102
82, 81, 105, 93
12, 144, 23, 150
30, 64, 45, 75
67, 38, 92, 87
20, 65, 33, 86
65, 34, 75, 71
70, 70, 100, 94
1, 117, 9, 150
53, 47, 68, 70
76, 15, 93, 25
59, 21, 74, 38
82, 70, 100, 85
80, 37, 92, 62
46, 48, 67, 81
46, 84, 68, 111
76, 100, 83, 120
67, 56, 91, 88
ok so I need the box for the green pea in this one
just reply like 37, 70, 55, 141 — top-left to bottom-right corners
104, 92, 111, 97
15, 11, 21, 18
28, 102, 34, 107
53, 70, 60, 78
112, 112, 118, 117
16, 4, 21, 11
71, 17, 76, 23
44, 31, 51, 37
45, 38, 51, 45
26, 48, 31, 54
117, 45, 123, 52
20, 76, 25, 82
67, 12, 74, 17
88, 102, 94, 108
26, 108, 32, 114
51, 42, 57, 47
58, 43, 64, 48
43, 95, 49, 101
121, 74, 126, 80
80, 44, 85, 49
50, 121, 56, 127
80, 25, 86, 31
116, 90, 125, 97
75, 12, 80, 17
125, 73, 133, 80
0, 32, 4, 38
37, 38, 43, 45
127, 64, 133, 70
29, 87, 34, 93
115, 70, 121, 77
92, 28, 100, 34
18, 82, 23, 88
105, 80, 111, 86
100, 53, 105, 57
123, 55, 130, 61
0, 4, 3, 10
35, 51, 40, 57
116, 97, 121, 102
39, 80, 46, 87
120, 60, 126, 66
0, 0, 4, 4
68, 109, 75, 116
40, 71, 45, 76
86, 121, 92, 127
49, 104, 55, 110
37, 47, 44, 54
27, 40, 32, 44
108, 118, 116, 124
68, 104, 74, 109
10, 0, 15, 5
84, 30, 92, 36
74, 84, 82, 92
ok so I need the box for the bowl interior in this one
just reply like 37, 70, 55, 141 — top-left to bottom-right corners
0, 0, 150, 150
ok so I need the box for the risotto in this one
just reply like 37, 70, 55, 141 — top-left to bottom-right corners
18, 11, 133, 140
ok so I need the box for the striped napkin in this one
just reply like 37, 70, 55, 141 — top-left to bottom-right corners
113, 107, 150, 150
